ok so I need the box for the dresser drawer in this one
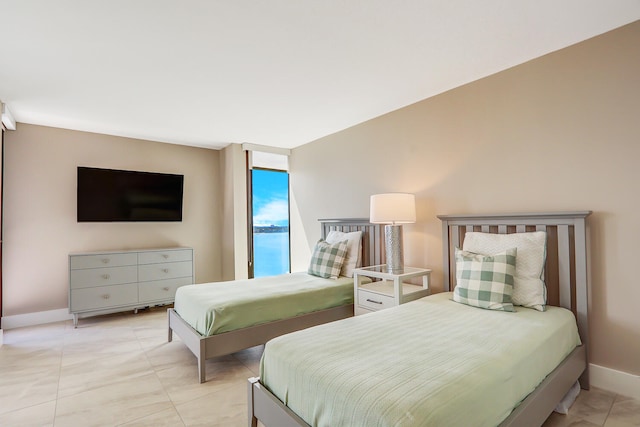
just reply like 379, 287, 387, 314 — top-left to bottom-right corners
70, 253, 137, 270
138, 249, 192, 265
70, 265, 138, 289
70, 283, 138, 312
358, 289, 395, 311
138, 261, 193, 282
138, 277, 192, 303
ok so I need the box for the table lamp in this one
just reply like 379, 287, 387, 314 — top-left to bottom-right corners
370, 193, 416, 273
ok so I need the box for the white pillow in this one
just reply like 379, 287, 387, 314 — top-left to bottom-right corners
326, 230, 363, 277
463, 231, 547, 311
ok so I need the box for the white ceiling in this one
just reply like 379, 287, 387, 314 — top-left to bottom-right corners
1, 1, 638, 150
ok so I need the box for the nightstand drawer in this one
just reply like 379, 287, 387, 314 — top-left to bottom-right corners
358, 289, 395, 311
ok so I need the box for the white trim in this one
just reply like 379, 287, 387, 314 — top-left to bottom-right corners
1, 102, 16, 131
250, 151, 289, 171
590, 363, 640, 400
1, 308, 72, 329
242, 143, 291, 156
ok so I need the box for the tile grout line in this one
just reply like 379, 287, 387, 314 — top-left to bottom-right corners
52, 320, 72, 426
231, 346, 263, 377
138, 314, 188, 427
601, 393, 617, 426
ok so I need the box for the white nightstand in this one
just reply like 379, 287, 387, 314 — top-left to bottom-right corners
353, 265, 431, 315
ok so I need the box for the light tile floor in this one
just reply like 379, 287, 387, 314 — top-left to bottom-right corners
0, 308, 638, 426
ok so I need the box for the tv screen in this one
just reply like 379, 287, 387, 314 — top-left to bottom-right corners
77, 167, 184, 222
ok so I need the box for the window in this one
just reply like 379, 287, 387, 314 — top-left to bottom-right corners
244, 146, 291, 278
250, 168, 290, 277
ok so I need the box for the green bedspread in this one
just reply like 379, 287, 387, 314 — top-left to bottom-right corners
174, 272, 355, 336
260, 292, 581, 427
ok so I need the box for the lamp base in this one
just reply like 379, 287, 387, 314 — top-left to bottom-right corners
384, 224, 404, 273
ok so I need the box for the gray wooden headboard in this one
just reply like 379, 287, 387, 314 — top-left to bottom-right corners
319, 218, 384, 268
438, 211, 592, 383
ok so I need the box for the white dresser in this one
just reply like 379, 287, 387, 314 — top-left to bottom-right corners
69, 247, 194, 326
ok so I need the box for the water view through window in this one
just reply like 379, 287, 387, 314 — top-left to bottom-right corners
251, 169, 290, 277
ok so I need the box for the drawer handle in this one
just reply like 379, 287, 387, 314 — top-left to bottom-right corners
366, 298, 383, 305
101, 274, 111, 280
162, 287, 170, 291
101, 258, 110, 264
162, 254, 169, 259
162, 268, 169, 273
102, 294, 110, 300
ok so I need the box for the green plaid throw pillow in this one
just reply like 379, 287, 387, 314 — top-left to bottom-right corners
453, 247, 517, 312
308, 239, 349, 279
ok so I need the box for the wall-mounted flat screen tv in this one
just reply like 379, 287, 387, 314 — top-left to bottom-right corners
77, 167, 184, 222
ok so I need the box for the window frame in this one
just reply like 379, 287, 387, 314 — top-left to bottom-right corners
246, 164, 291, 279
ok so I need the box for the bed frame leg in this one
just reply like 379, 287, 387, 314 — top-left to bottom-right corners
198, 339, 206, 383
167, 309, 173, 342
580, 369, 590, 390
248, 377, 259, 427
198, 358, 205, 383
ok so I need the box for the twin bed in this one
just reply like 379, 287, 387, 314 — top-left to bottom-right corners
248, 211, 592, 427
168, 219, 384, 383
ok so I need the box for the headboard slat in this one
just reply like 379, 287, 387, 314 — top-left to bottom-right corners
557, 225, 572, 309
374, 225, 383, 266
452, 226, 460, 251
545, 226, 560, 307
574, 217, 589, 342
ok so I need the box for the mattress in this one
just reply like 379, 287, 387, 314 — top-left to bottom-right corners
260, 292, 581, 427
174, 272, 355, 336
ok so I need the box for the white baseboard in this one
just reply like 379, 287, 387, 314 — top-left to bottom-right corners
590, 363, 640, 400
1, 308, 72, 329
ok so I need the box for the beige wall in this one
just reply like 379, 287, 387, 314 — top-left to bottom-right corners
2, 124, 222, 316
290, 21, 640, 375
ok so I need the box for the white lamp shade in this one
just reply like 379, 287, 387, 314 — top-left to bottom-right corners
370, 193, 416, 224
